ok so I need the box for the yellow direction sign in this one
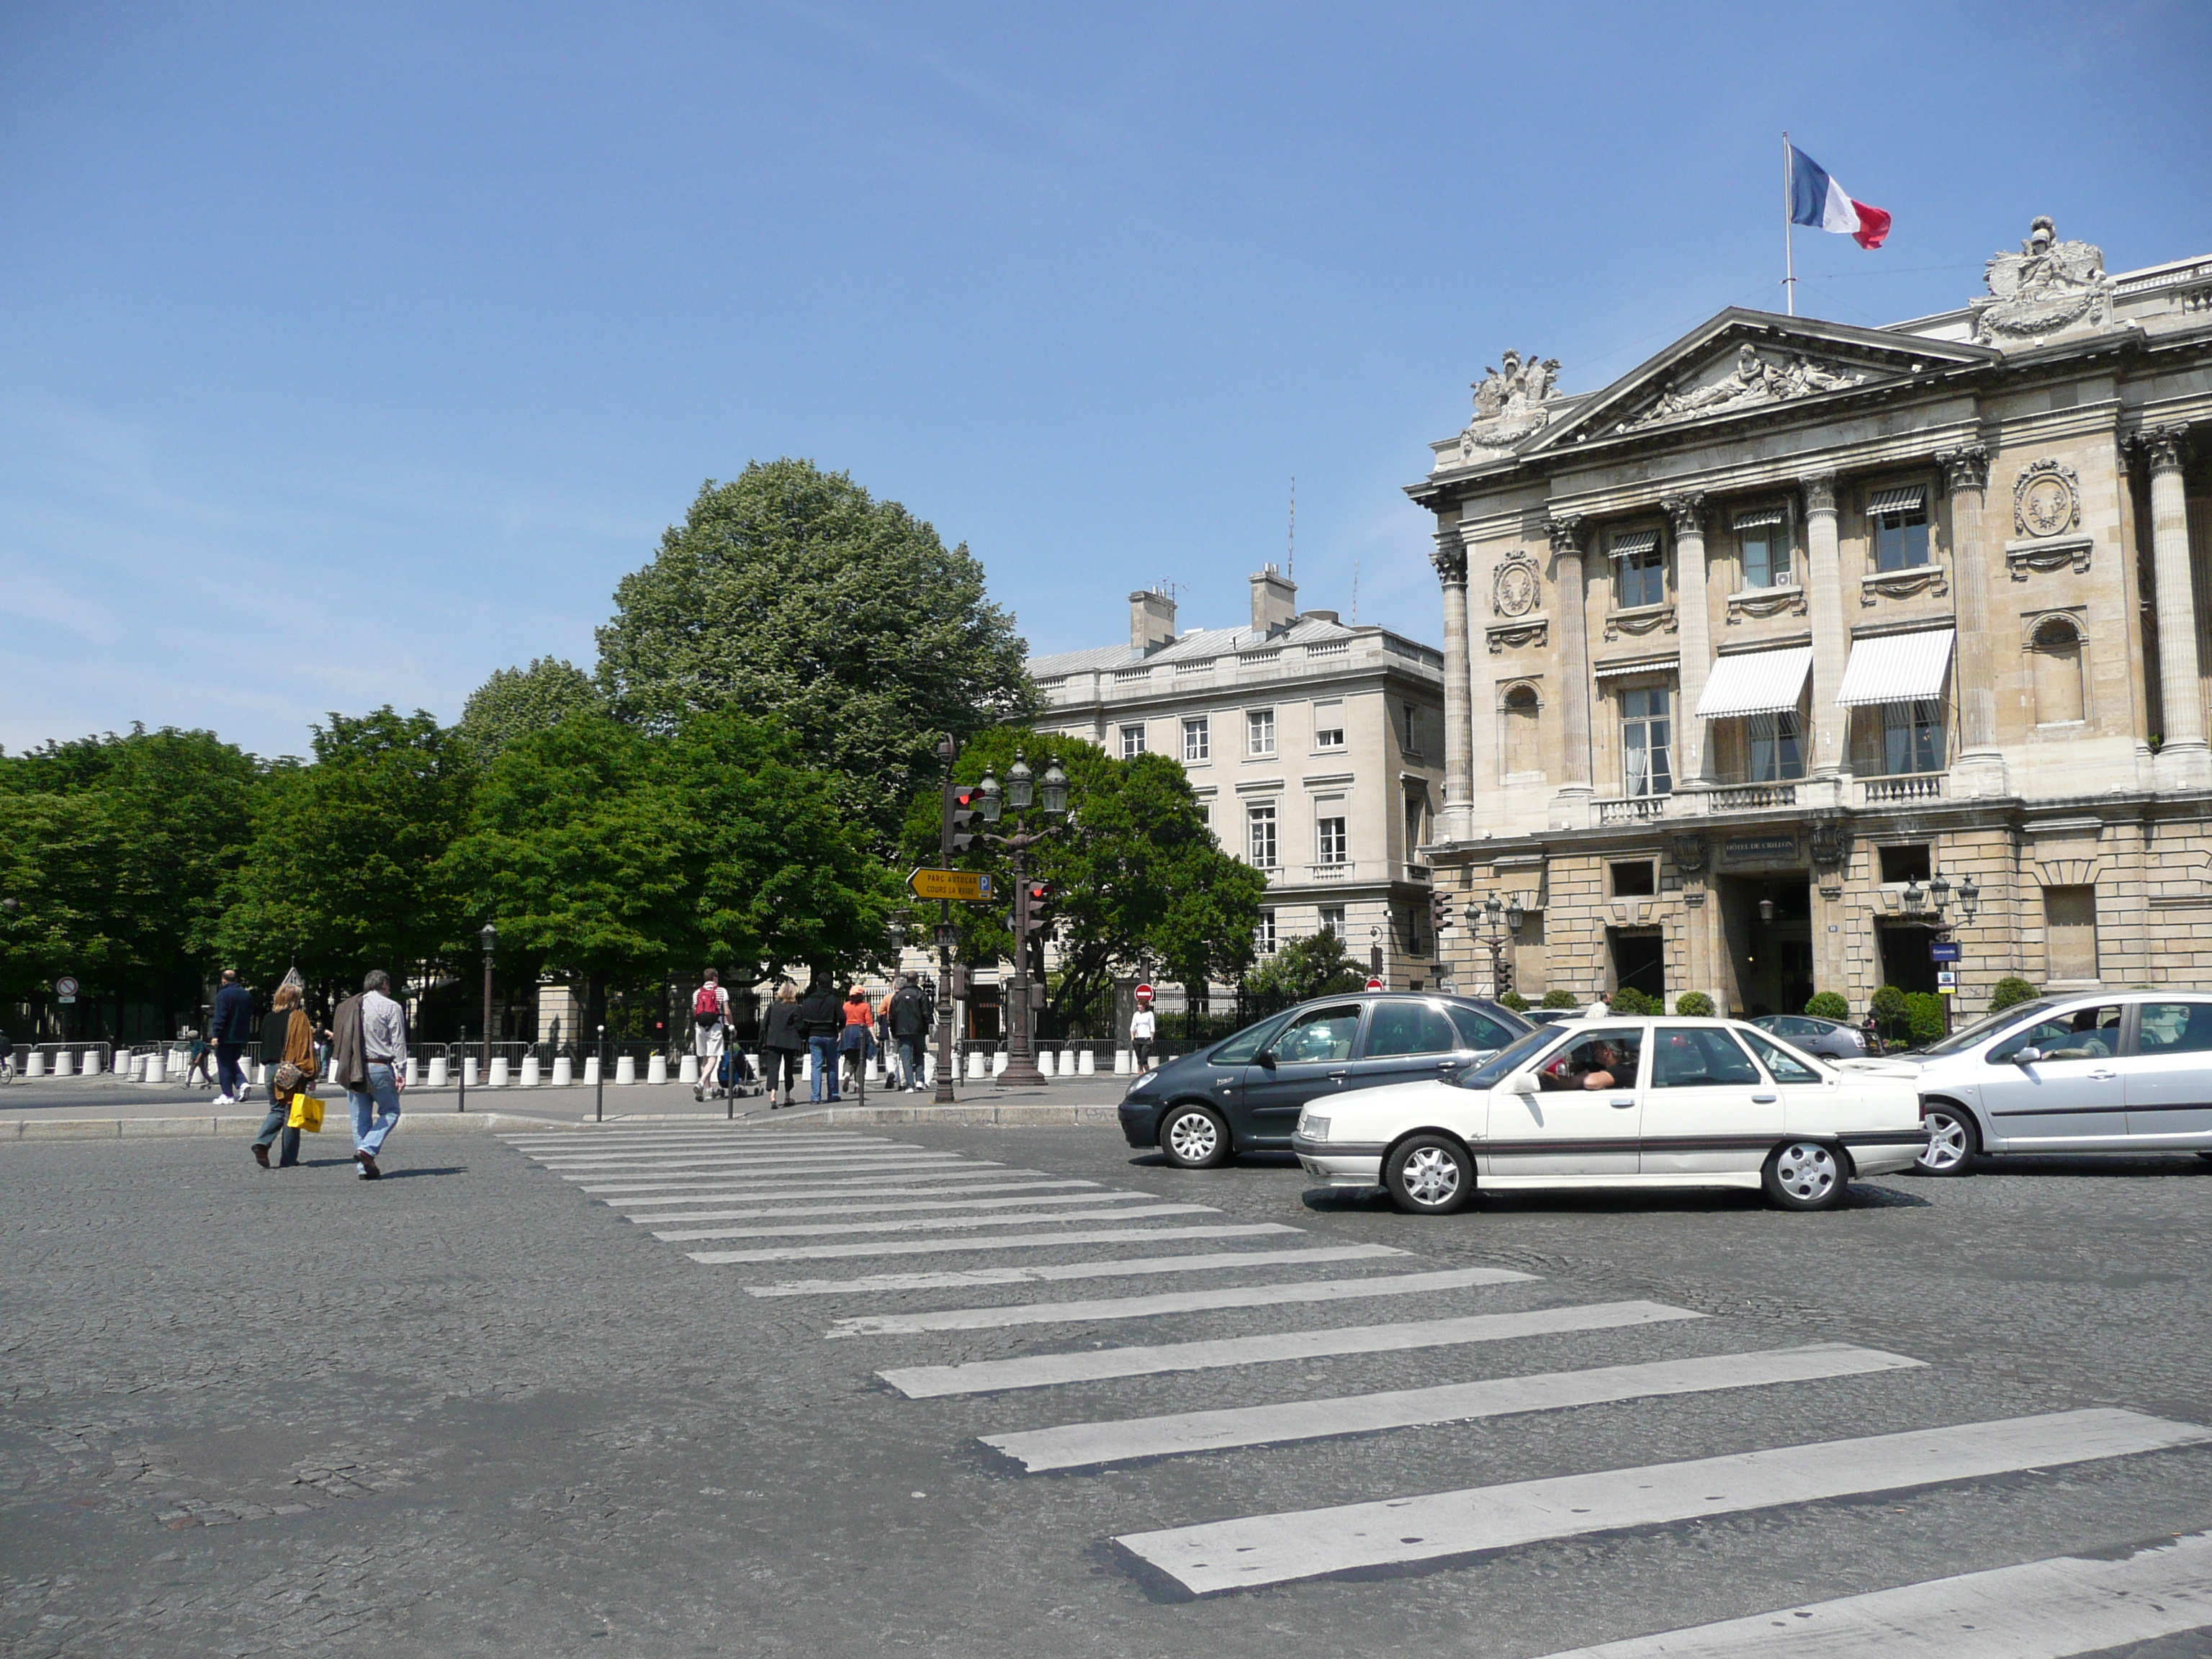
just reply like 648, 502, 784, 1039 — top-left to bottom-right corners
908, 868, 993, 902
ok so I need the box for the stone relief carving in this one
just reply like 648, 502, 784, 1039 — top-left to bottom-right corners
1486, 619, 1549, 655
1862, 566, 1950, 605
1622, 343, 1866, 431
1725, 588, 1809, 624
2013, 461, 2082, 537
2136, 423, 2193, 473
1809, 817, 1852, 874
1972, 217, 2115, 345
1800, 471, 1838, 515
1491, 550, 1541, 617
2008, 541, 2094, 580
1668, 832, 1709, 876
1547, 513, 1586, 557
1457, 349, 1563, 460
1604, 606, 1678, 642
1936, 444, 1990, 495
1661, 492, 1707, 537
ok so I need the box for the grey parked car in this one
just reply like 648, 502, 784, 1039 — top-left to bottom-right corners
1751, 1014, 1870, 1060
1116, 993, 1532, 1169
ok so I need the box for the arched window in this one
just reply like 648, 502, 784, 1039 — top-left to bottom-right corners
1501, 683, 1542, 778
2031, 616, 2085, 724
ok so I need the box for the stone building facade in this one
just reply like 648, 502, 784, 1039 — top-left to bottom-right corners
1411, 223, 2212, 1020
1029, 570, 1449, 987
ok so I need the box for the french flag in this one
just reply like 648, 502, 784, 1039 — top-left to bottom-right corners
1789, 143, 1891, 249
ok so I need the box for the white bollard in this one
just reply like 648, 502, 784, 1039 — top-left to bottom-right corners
616, 1055, 636, 1085
552, 1056, 573, 1087
463, 1058, 480, 1087
404, 1058, 419, 1087
428, 1056, 449, 1088
966, 1051, 987, 1081
992, 1050, 1009, 1077
143, 1051, 161, 1082
1115, 1049, 1133, 1074
924, 1053, 938, 1086
647, 1053, 667, 1085
25, 1052, 45, 1079
520, 1056, 539, 1087
582, 1056, 599, 1086
1078, 1048, 1097, 1076
680, 1055, 699, 1085
1041, 1049, 1058, 1078
53, 1051, 73, 1078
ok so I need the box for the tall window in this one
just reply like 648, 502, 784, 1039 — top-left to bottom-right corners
1401, 702, 1422, 755
1871, 489, 1930, 570
1881, 700, 1945, 774
1247, 801, 1278, 868
1748, 710, 1804, 781
2031, 617, 2085, 724
1737, 511, 1791, 588
1316, 801, 1348, 866
2043, 886, 2099, 981
1622, 685, 1673, 796
1182, 716, 1210, 762
1247, 709, 1276, 757
1502, 683, 1541, 775
1318, 904, 1346, 940
1613, 531, 1667, 607
1313, 701, 1346, 749
1120, 724, 1146, 759
1255, 909, 1278, 956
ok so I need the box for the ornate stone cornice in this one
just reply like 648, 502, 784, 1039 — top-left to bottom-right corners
1661, 492, 1707, 538
1546, 513, 1585, 558
1430, 529, 1469, 586
1936, 444, 1990, 495
1799, 471, 1838, 515
2138, 423, 2193, 472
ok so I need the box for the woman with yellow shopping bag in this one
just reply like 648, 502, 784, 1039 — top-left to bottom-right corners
251, 981, 321, 1169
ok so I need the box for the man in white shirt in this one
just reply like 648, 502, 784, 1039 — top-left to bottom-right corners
692, 970, 731, 1102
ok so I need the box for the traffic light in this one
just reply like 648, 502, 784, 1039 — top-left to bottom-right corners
1430, 889, 1456, 938
948, 786, 981, 853
1022, 881, 1056, 937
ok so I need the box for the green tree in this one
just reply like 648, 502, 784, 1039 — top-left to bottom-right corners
1673, 991, 1716, 1017
1243, 927, 1364, 1016
1869, 983, 1908, 1038
1804, 991, 1851, 1020
458, 657, 602, 759
596, 459, 1037, 840
217, 709, 476, 997
1987, 976, 2038, 1014
1540, 989, 1578, 1010
1904, 992, 1948, 1045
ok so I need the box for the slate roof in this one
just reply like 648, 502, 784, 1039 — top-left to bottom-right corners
1029, 615, 1372, 680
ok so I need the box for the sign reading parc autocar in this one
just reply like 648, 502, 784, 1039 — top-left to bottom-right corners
1929, 942, 1961, 962
55, 976, 78, 1006
907, 868, 993, 902
1722, 835, 1799, 866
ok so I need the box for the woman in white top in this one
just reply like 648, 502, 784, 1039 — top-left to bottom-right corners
1130, 1005, 1157, 1071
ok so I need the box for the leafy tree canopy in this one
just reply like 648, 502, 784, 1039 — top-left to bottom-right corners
458, 657, 602, 759
596, 459, 1037, 842
1243, 926, 1364, 1017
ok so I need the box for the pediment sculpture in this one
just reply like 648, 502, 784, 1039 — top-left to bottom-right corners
1621, 343, 1865, 432
1972, 217, 2114, 345
1457, 349, 1563, 460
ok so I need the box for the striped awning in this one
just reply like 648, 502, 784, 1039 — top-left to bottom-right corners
1837, 628, 1954, 706
1866, 484, 1925, 515
1607, 529, 1660, 557
1695, 645, 1812, 719
1733, 505, 1786, 529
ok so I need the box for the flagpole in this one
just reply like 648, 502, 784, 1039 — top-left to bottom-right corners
1782, 132, 1796, 316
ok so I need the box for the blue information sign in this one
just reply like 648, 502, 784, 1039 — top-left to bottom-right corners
1928, 942, 1961, 963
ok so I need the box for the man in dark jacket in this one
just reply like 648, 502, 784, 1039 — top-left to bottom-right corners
210, 969, 255, 1105
796, 978, 845, 1103
886, 976, 931, 1093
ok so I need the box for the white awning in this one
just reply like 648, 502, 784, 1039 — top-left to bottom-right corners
1607, 529, 1659, 557
1695, 646, 1812, 719
1866, 484, 1925, 515
1837, 628, 1955, 706
1733, 505, 1786, 529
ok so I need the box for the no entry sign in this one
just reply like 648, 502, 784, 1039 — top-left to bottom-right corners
1364, 976, 1384, 991
1134, 983, 1154, 1005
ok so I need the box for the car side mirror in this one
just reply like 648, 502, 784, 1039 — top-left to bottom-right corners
2010, 1046, 2042, 1066
1504, 1072, 1539, 1097
1253, 1051, 1277, 1070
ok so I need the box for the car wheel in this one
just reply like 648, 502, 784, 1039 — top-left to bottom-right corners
1915, 1103, 1980, 1177
1385, 1134, 1475, 1216
1763, 1140, 1845, 1211
1159, 1104, 1231, 1169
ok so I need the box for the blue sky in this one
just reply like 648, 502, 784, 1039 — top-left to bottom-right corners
2, 1, 2206, 759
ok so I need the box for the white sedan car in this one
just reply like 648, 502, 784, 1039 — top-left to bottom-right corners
1291, 1016, 1928, 1215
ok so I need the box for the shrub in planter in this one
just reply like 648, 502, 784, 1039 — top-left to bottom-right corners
1540, 989, 1579, 1010
1609, 986, 1660, 1016
1987, 976, 2038, 1015
1804, 991, 1850, 1022
1673, 992, 1716, 1017
1497, 991, 1530, 1012
1904, 992, 1948, 1045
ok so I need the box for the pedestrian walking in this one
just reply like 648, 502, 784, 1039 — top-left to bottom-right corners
331, 968, 407, 1180
886, 974, 930, 1092
210, 969, 254, 1104
185, 1030, 215, 1089
1130, 1002, 1157, 1072
838, 984, 876, 1095
759, 984, 805, 1108
797, 977, 844, 1102
690, 969, 730, 1103
251, 983, 319, 1169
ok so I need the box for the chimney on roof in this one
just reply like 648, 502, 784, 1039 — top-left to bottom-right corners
1251, 565, 1298, 637
1130, 588, 1177, 655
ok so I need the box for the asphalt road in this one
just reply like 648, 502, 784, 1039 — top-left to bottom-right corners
4, 1121, 2211, 1657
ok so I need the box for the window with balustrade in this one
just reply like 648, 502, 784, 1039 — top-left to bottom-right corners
1853, 700, 1945, 775
1621, 685, 1673, 797
1247, 801, 1278, 868
1316, 809, 1348, 867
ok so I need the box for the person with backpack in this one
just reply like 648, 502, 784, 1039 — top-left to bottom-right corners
690, 970, 729, 1103
796, 976, 845, 1102
886, 974, 931, 1092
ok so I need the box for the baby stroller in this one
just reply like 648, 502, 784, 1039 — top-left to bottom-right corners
717, 1047, 762, 1099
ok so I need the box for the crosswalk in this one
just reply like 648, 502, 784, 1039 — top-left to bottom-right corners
502, 1123, 2212, 1654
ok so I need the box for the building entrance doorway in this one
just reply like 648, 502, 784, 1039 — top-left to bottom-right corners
1609, 928, 1665, 1002
1719, 873, 1814, 1019
1876, 922, 1940, 997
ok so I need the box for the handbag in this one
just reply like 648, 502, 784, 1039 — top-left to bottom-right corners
286, 1093, 324, 1133
272, 1061, 306, 1094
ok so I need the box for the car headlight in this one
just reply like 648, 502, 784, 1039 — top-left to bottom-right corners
1298, 1113, 1328, 1143
1125, 1073, 1157, 1097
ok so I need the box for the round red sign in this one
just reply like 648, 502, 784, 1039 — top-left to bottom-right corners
1134, 983, 1154, 1004
1364, 976, 1384, 991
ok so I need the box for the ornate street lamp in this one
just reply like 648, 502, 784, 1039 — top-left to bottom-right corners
978, 766, 1003, 824
1902, 877, 1925, 913
1039, 757, 1069, 816
479, 922, 498, 1073
976, 752, 1071, 1087
1957, 873, 1980, 922
1471, 891, 1521, 999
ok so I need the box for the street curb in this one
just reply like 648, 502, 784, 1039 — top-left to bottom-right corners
756, 1104, 1123, 1128
3, 1111, 576, 1142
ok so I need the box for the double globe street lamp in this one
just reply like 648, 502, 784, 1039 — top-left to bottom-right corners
1469, 891, 1525, 1000
975, 752, 1069, 1087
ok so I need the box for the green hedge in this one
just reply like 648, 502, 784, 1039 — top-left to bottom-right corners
1497, 991, 1529, 1012
1987, 976, 2038, 1014
1804, 991, 1850, 1021
1904, 992, 1948, 1044
1609, 986, 1661, 1016
1540, 989, 1579, 1010
1673, 992, 1716, 1017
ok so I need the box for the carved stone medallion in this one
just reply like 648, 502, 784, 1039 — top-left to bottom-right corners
2013, 461, 2082, 538
1668, 832, 1709, 876
1492, 551, 1541, 618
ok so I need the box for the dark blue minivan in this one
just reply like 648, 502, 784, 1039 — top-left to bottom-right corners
1116, 992, 1532, 1168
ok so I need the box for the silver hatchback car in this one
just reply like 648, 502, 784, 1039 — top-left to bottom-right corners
1902, 992, 2212, 1173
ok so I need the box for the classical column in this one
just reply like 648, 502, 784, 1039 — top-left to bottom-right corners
1663, 493, 1711, 790
2141, 425, 2210, 787
1802, 471, 1850, 781
1432, 524, 1475, 841
1547, 513, 1594, 827
1939, 443, 2006, 796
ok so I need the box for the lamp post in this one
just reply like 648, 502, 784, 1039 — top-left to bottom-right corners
977, 751, 1069, 1087
479, 922, 498, 1074
1470, 891, 1524, 999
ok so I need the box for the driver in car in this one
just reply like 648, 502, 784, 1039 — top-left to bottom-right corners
1542, 1037, 1627, 1091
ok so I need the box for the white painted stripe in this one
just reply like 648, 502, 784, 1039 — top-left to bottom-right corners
880, 1300, 1702, 1400
985, 1343, 1922, 1473
744, 1244, 1408, 1298
689, 1222, 1303, 1266
613, 1177, 1100, 1208
835, 1267, 1535, 1336
1113, 1408, 2212, 1597
536, 1146, 935, 1168
505, 1133, 881, 1148
554, 1154, 971, 1177
655, 1203, 1215, 1243
626, 1192, 1156, 1226
578, 1163, 1011, 1193
1528, 1529, 2212, 1659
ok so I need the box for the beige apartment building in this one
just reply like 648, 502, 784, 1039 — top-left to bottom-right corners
1029, 569, 1449, 986
1411, 220, 2212, 1020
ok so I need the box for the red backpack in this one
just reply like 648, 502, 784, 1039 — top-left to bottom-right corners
693, 984, 721, 1020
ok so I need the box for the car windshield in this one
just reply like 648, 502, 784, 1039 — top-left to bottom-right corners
1451, 1025, 1565, 1090
1208, 1012, 1293, 1066
1915, 997, 2064, 1057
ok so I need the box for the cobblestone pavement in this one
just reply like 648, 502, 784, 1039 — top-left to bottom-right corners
4, 1124, 2211, 1658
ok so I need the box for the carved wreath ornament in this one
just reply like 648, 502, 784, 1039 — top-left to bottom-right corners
2013, 460, 2082, 538
1492, 550, 1541, 618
